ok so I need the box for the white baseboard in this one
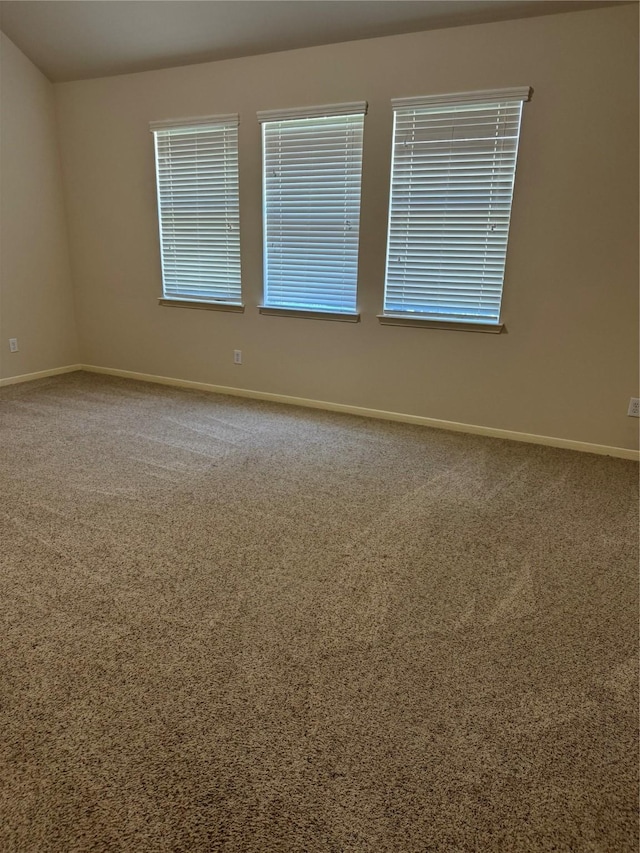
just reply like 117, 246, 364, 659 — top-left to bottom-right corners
0, 364, 83, 388
80, 364, 640, 461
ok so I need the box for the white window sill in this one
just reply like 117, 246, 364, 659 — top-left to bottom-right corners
377, 314, 504, 334
159, 298, 244, 313
259, 306, 360, 323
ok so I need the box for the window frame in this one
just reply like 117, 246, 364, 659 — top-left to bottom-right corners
380, 87, 532, 333
258, 101, 367, 321
150, 113, 243, 311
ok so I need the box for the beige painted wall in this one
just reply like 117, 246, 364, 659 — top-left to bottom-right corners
0, 33, 78, 379
55, 5, 639, 449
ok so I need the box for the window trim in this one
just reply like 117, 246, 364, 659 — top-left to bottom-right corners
377, 314, 503, 333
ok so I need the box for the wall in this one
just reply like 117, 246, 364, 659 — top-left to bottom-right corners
54, 5, 639, 450
0, 33, 78, 380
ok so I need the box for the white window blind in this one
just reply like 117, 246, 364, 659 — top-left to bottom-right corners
151, 115, 241, 304
259, 103, 366, 314
384, 87, 532, 325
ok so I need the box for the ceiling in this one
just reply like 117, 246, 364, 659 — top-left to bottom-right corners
0, 0, 627, 83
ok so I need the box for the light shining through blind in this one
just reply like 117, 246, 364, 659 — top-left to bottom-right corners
384, 89, 530, 324
152, 117, 241, 304
261, 108, 366, 314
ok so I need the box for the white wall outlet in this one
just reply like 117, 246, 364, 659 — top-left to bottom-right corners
9, 338, 18, 353
628, 397, 640, 417
233, 349, 242, 365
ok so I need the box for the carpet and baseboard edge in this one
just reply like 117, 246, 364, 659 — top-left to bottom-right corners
0, 364, 83, 387
2, 363, 637, 460
83, 365, 639, 460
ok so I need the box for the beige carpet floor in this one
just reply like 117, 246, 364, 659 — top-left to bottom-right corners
0, 372, 638, 852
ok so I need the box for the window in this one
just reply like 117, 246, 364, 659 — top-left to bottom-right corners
151, 114, 242, 308
258, 102, 367, 319
382, 87, 532, 330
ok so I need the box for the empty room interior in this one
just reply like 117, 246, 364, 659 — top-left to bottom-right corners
0, 0, 638, 850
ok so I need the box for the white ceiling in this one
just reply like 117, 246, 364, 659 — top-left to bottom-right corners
0, 0, 626, 83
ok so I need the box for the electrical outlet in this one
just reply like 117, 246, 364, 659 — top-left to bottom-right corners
233, 349, 242, 365
628, 397, 640, 417
9, 338, 18, 353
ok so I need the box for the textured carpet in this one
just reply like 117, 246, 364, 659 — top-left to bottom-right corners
0, 372, 637, 852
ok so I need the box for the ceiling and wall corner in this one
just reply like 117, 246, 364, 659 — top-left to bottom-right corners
0, 32, 80, 380
0, 0, 631, 82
